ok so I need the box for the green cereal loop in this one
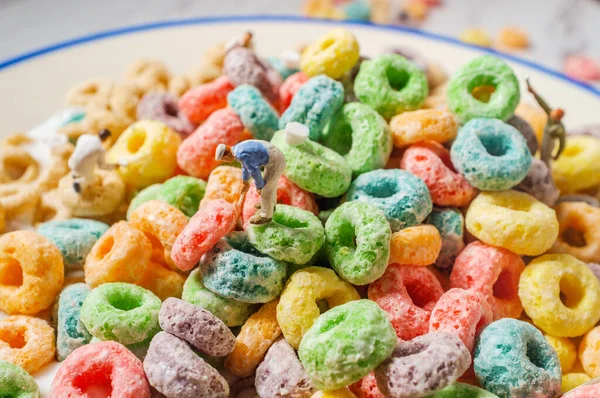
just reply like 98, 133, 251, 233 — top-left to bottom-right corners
354, 54, 428, 119
247, 204, 324, 265
426, 383, 499, 397
324, 201, 391, 285
447, 55, 520, 123
271, 129, 352, 198
80, 282, 161, 346
322, 102, 393, 177
127, 175, 206, 219
182, 268, 255, 327
0, 361, 39, 398
298, 300, 397, 390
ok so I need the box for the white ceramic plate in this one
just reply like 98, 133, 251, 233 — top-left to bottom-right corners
1, 16, 599, 396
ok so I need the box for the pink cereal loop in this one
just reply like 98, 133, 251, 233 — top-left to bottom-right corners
178, 76, 234, 124
368, 264, 444, 341
176, 108, 244, 179
171, 199, 237, 271
450, 241, 525, 320
278, 72, 309, 113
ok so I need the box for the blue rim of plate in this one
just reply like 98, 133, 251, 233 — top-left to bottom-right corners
1, 14, 598, 97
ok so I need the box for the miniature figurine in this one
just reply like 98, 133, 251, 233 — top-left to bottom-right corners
526, 78, 566, 167
225, 31, 253, 52
215, 139, 286, 224
67, 129, 116, 193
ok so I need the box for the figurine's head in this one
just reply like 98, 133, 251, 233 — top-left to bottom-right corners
98, 129, 112, 141
215, 144, 235, 162
550, 108, 565, 122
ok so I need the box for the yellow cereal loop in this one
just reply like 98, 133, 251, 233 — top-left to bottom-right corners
201, 166, 243, 206
277, 266, 360, 349
312, 388, 357, 398
552, 135, 600, 193
465, 190, 558, 256
390, 109, 458, 148
225, 300, 281, 377
300, 28, 360, 79
545, 334, 577, 373
550, 201, 600, 263
58, 169, 126, 217
459, 27, 493, 47
519, 254, 600, 338
579, 326, 600, 377
561, 373, 591, 395
137, 261, 185, 301
389, 225, 442, 266
0, 204, 5, 233
107, 120, 181, 189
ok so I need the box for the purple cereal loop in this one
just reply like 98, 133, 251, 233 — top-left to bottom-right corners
143, 331, 229, 398
515, 158, 560, 207
375, 333, 471, 398
158, 297, 235, 357
255, 338, 316, 398
588, 263, 600, 281
508, 115, 539, 155
223, 47, 281, 102
136, 92, 196, 136
570, 124, 600, 140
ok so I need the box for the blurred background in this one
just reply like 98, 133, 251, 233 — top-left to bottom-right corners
0, 0, 598, 83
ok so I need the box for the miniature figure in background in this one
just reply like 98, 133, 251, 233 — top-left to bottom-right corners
216, 139, 286, 224
526, 78, 566, 166
68, 129, 118, 193
225, 31, 253, 52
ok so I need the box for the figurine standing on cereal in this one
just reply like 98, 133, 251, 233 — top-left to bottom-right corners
526, 78, 566, 166
216, 140, 286, 224
68, 129, 118, 193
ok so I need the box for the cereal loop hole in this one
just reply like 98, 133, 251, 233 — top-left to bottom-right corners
0, 256, 23, 287
562, 227, 587, 248
470, 85, 496, 103
272, 211, 309, 229
492, 270, 514, 300
107, 290, 143, 312
386, 67, 410, 91
97, 236, 115, 258
559, 274, 584, 309
0, 326, 27, 349
479, 134, 509, 157
526, 339, 546, 369
127, 129, 146, 153
73, 371, 112, 397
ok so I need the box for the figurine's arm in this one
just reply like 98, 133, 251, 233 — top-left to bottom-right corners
251, 169, 266, 190
526, 78, 552, 114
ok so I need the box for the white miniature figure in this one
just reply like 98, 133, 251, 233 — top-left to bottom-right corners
67, 129, 116, 193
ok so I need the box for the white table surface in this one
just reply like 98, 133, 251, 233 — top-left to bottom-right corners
1, 0, 598, 72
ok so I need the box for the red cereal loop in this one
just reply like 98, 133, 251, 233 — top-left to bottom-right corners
241, 175, 318, 228
368, 264, 444, 341
450, 241, 525, 320
401, 141, 477, 207
178, 76, 234, 124
278, 72, 309, 113
350, 371, 386, 398
49, 341, 150, 398
564, 55, 600, 82
171, 199, 237, 271
429, 288, 493, 352
176, 108, 244, 179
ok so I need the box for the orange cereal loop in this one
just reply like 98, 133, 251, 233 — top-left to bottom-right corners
201, 166, 243, 206
550, 202, 600, 263
0, 315, 55, 374
401, 0, 429, 20
129, 200, 188, 270
66, 78, 114, 107
138, 261, 185, 300
33, 189, 73, 226
84, 221, 152, 288
109, 82, 145, 120
58, 169, 126, 217
0, 204, 5, 233
225, 300, 282, 377
187, 63, 222, 86
124, 59, 171, 93
0, 231, 64, 315
389, 225, 442, 266
515, 102, 547, 144
390, 109, 458, 148
498, 26, 530, 50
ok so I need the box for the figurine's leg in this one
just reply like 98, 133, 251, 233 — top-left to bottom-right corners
259, 180, 278, 220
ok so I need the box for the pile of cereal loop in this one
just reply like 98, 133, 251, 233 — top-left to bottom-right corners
2, 28, 600, 398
